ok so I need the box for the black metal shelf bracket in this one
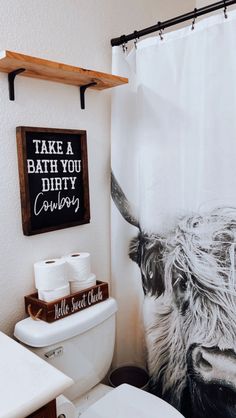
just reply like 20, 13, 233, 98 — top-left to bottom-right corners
8, 70, 97, 108
80, 82, 97, 110
8, 68, 26, 101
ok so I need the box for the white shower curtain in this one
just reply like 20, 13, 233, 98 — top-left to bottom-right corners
111, 9, 236, 418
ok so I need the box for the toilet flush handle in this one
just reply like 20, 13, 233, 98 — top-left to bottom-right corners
44, 346, 63, 359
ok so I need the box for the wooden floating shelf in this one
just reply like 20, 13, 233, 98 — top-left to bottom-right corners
0, 50, 128, 108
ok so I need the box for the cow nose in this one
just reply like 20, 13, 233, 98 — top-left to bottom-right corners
192, 346, 236, 388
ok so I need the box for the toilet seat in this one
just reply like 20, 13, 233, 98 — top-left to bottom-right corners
81, 384, 184, 418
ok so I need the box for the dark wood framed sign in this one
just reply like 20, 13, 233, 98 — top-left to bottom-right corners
16, 127, 90, 235
25, 281, 109, 323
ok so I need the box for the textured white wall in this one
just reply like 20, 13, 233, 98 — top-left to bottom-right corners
196, 0, 236, 12
0, 0, 193, 338
196, 0, 214, 6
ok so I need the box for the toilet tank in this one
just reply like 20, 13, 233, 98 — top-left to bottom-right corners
14, 298, 117, 401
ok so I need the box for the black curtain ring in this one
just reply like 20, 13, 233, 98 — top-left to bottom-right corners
120, 35, 128, 52
157, 21, 164, 40
122, 42, 128, 53
224, 1, 228, 18
191, 8, 197, 30
133, 31, 139, 49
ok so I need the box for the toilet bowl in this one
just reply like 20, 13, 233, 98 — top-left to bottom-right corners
14, 298, 183, 417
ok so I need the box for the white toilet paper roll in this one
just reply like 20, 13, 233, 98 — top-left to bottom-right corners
64, 252, 91, 282
34, 258, 67, 291
56, 394, 76, 418
70, 273, 96, 293
38, 284, 70, 302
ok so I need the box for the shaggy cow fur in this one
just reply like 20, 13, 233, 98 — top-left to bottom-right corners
112, 172, 236, 418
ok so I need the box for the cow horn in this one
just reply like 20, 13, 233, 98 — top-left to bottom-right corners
111, 171, 140, 229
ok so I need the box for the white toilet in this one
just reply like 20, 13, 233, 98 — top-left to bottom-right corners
14, 298, 183, 417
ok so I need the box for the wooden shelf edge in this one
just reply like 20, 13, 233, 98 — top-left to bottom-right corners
0, 50, 128, 90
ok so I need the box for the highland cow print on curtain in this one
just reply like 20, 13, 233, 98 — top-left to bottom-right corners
111, 9, 236, 418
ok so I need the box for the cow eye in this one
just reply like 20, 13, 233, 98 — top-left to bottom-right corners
179, 275, 187, 291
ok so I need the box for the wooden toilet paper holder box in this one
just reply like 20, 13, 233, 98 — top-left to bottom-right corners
25, 281, 109, 323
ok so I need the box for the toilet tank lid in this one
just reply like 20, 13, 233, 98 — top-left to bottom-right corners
14, 298, 117, 348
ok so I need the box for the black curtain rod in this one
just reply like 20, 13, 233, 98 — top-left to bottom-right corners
111, 0, 236, 47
